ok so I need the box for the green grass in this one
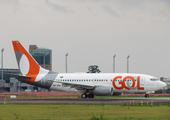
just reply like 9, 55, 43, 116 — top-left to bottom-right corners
0, 103, 170, 120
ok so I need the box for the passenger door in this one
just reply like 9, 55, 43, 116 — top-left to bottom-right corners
140, 76, 145, 86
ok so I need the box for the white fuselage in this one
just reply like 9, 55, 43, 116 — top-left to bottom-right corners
49, 73, 166, 94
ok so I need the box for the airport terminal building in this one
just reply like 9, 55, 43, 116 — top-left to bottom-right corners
29, 45, 52, 71
0, 69, 45, 92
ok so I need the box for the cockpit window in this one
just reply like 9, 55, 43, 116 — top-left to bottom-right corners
150, 78, 159, 81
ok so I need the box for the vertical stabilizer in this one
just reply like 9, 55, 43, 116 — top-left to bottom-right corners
12, 41, 49, 82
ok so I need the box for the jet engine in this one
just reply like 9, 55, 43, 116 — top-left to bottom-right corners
92, 86, 114, 96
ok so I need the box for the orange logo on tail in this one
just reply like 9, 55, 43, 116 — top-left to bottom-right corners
12, 41, 40, 82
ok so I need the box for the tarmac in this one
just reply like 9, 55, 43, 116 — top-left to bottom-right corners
1, 98, 170, 104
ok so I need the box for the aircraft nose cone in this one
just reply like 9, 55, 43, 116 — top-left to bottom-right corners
160, 81, 167, 88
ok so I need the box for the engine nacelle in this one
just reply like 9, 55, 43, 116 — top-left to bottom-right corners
92, 86, 114, 96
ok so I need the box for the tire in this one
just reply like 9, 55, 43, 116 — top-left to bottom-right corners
81, 93, 87, 98
88, 93, 94, 98
145, 94, 149, 98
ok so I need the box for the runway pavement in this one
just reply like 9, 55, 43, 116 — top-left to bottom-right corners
1, 98, 170, 104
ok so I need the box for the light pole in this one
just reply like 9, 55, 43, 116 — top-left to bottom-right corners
65, 53, 68, 73
113, 55, 116, 73
43, 54, 45, 69
127, 55, 130, 73
1, 48, 4, 91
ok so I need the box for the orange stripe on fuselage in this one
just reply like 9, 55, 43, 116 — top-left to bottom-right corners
12, 41, 40, 82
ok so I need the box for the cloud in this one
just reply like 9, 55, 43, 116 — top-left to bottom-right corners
0, 0, 20, 13
116, 0, 170, 19
0, 0, 20, 5
103, 5, 120, 17
45, 0, 68, 13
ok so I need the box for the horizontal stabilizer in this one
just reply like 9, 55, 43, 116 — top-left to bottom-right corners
4, 73, 32, 79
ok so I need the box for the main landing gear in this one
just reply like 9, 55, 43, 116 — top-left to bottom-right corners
145, 94, 149, 98
81, 93, 94, 98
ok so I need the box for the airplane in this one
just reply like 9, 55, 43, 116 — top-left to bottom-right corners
8, 40, 167, 98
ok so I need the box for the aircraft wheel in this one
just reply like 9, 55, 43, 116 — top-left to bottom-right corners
88, 93, 94, 98
145, 94, 149, 98
81, 93, 87, 98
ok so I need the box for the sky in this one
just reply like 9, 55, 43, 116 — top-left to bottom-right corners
0, 0, 170, 78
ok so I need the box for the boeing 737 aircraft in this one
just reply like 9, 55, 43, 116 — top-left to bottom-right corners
8, 41, 166, 98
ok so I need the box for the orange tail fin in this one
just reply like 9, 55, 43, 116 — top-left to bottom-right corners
12, 41, 49, 82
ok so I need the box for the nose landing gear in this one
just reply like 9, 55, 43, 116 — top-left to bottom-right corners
145, 94, 149, 98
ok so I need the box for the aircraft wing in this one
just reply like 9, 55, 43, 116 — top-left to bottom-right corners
54, 81, 95, 90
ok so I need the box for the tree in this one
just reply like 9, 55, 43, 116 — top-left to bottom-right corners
87, 65, 101, 73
